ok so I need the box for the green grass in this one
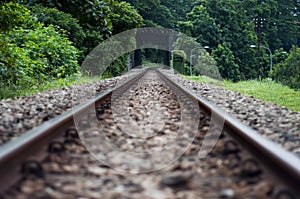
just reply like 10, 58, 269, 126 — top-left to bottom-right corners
184, 76, 300, 111
0, 75, 102, 100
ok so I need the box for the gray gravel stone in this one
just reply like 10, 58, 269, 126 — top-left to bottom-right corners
162, 70, 300, 155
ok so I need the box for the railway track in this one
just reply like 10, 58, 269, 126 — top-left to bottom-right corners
0, 68, 300, 198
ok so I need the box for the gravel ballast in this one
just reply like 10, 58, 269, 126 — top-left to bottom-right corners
163, 70, 300, 156
0, 68, 299, 154
0, 72, 138, 145
2, 69, 280, 199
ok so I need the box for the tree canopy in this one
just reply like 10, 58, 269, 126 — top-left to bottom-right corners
0, 0, 143, 91
126, 0, 299, 86
1, 0, 299, 91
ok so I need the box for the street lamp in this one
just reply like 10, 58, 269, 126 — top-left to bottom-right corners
250, 44, 273, 72
189, 46, 209, 76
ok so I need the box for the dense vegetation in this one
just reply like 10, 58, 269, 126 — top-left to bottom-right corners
1, 2, 79, 87
125, 0, 299, 89
0, 0, 299, 100
271, 46, 300, 89
0, 0, 142, 98
178, 0, 299, 88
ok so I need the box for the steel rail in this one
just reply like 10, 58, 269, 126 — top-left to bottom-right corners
0, 68, 149, 193
156, 68, 300, 197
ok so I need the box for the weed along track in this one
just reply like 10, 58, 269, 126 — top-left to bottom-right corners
0, 68, 300, 198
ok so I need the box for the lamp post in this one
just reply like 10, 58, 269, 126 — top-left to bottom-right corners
250, 44, 273, 72
189, 46, 209, 76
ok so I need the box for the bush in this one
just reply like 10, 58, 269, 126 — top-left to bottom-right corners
9, 23, 79, 79
28, 5, 86, 59
0, 1, 28, 33
271, 46, 300, 90
102, 54, 130, 78
172, 50, 187, 74
0, 3, 79, 88
22, 0, 112, 47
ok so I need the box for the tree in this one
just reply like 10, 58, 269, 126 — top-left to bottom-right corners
124, 0, 175, 28
272, 48, 288, 65
272, 0, 299, 51
20, 0, 112, 55
180, 0, 257, 80
28, 5, 86, 61
161, 0, 195, 21
20, 0, 142, 74
212, 44, 240, 81
108, 1, 142, 34
205, 0, 257, 79
26, 0, 112, 35
271, 46, 300, 89
183, 5, 222, 47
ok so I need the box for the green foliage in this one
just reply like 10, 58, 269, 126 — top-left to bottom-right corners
108, 1, 142, 34
272, 48, 288, 64
180, 1, 258, 80
172, 50, 186, 74
268, 0, 298, 51
193, 50, 220, 80
22, 0, 112, 55
172, 33, 220, 79
125, 0, 299, 81
28, 5, 86, 62
24, 0, 112, 35
271, 46, 300, 89
242, 0, 299, 52
11, 24, 79, 77
142, 20, 160, 27
102, 54, 130, 78
184, 5, 222, 47
124, 0, 175, 28
0, 0, 143, 100
212, 44, 240, 81
161, 0, 195, 21
185, 76, 300, 111
21, 0, 142, 59
28, 5, 85, 50
206, 0, 257, 79
0, 5, 79, 88
173, 32, 199, 52
177, 21, 193, 37
0, 1, 29, 33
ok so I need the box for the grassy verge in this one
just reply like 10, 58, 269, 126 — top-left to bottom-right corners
0, 75, 101, 100
184, 76, 300, 111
